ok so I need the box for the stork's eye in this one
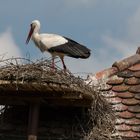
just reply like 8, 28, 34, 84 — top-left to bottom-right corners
31, 23, 36, 28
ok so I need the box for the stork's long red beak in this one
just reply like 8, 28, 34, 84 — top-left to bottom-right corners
26, 26, 34, 44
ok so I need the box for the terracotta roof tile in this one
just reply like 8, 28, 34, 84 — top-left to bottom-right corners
129, 64, 140, 71
113, 53, 140, 71
94, 67, 118, 80
122, 98, 140, 106
115, 124, 131, 131
128, 105, 140, 113
94, 48, 140, 139
136, 47, 140, 54
125, 118, 140, 125
100, 84, 112, 91
132, 126, 140, 132
118, 70, 134, 78
103, 91, 117, 98
117, 131, 138, 138
117, 92, 134, 99
135, 94, 140, 100
112, 103, 128, 112
116, 118, 126, 125
137, 133, 140, 138
107, 76, 124, 85
134, 71, 140, 78
136, 114, 140, 119
119, 111, 135, 119
125, 77, 140, 85
129, 85, 140, 93
115, 118, 140, 126
107, 97, 122, 105
112, 85, 129, 92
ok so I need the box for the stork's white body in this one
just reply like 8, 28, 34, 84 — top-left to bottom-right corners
26, 20, 91, 70
32, 33, 68, 53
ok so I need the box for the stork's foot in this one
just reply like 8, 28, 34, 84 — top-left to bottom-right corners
62, 68, 71, 75
50, 61, 56, 72
63, 68, 67, 74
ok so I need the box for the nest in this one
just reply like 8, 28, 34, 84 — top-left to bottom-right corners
0, 57, 116, 140
0, 57, 84, 85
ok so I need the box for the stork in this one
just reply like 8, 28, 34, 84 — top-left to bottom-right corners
26, 20, 91, 71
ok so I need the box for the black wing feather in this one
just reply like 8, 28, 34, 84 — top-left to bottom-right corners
48, 37, 91, 59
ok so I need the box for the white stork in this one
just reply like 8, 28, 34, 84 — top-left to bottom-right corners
26, 20, 91, 71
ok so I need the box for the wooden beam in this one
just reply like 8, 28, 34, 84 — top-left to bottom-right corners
28, 103, 40, 140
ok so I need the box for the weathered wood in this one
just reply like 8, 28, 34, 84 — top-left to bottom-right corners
28, 135, 37, 140
0, 80, 94, 107
28, 103, 40, 140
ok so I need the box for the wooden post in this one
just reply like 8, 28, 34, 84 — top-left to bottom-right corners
28, 103, 40, 140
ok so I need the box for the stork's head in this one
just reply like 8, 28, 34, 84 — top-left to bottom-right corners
26, 20, 41, 44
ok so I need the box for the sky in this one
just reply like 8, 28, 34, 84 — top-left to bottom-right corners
0, 0, 140, 76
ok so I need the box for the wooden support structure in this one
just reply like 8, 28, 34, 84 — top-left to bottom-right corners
28, 103, 40, 140
0, 81, 93, 139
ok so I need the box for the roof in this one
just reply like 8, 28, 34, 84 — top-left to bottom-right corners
87, 47, 140, 139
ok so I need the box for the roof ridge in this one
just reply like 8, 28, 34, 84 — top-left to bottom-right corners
112, 47, 140, 72
136, 46, 140, 54
88, 47, 140, 82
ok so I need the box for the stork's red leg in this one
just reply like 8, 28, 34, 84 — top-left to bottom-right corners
60, 57, 67, 71
51, 57, 55, 70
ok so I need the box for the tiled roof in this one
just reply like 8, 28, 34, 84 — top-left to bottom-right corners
88, 47, 140, 139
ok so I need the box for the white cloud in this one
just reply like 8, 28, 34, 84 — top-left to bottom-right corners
0, 29, 22, 59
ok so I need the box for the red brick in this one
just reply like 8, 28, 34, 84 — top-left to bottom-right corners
107, 97, 122, 105
129, 64, 140, 71
128, 105, 140, 113
107, 76, 124, 85
117, 92, 134, 99
125, 77, 140, 85
115, 124, 131, 131
119, 111, 135, 119
129, 85, 140, 93
112, 104, 128, 112
112, 85, 129, 92
122, 98, 140, 106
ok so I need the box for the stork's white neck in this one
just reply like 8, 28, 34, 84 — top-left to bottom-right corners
32, 32, 40, 41
32, 26, 40, 40
34, 26, 40, 33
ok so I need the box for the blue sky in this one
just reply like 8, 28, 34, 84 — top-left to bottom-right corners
0, 0, 140, 75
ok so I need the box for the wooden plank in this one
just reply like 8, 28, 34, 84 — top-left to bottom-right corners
28, 103, 40, 140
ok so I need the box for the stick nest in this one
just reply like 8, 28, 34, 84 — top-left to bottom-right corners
0, 57, 83, 84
